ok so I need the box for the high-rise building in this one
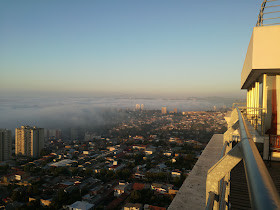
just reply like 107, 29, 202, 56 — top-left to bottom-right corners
174, 108, 178, 113
213, 106, 217, 111
0, 129, 12, 161
15, 126, 44, 158
162, 107, 167, 114
141, 104, 144, 110
136, 104, 140, 110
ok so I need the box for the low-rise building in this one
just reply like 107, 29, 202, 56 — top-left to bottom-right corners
114, 183, 130, 197
67, 201, 94, 210
124, 203, 143, 210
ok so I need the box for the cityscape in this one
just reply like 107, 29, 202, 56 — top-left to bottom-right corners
0, 105, 228, 209
2, 0, 280, 210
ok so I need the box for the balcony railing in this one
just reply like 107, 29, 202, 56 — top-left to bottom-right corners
206, 108, 280, 210
232, 103, 267, 136
256, 0, 280, 26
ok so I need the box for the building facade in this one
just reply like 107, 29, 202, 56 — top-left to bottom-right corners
0, 129, 12, 161
15, 126, 44, 158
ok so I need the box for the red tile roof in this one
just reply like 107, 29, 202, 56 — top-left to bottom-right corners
149, 205, 166, 210
132, 183, 145, 190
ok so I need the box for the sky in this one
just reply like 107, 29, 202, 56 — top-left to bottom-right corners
0, 0, 263, 98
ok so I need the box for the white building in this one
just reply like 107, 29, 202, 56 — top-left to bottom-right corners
15, 126, 44, 158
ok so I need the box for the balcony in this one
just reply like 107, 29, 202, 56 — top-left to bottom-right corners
169, 1, 280, 209
169, 107, 280, 210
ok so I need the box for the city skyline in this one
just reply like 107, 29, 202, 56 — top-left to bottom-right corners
0, 0, 262, 97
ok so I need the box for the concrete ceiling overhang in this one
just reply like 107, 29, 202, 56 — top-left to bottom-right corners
241, 25, 280, 89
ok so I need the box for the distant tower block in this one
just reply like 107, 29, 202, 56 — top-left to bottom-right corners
162, 107, 167, 114
136, 104, 140, 110
141, 104, 144, 110
15, 126, 44, 158
213, 106, 217, 111
0, 129, 12, 161
174, 108, 178, 113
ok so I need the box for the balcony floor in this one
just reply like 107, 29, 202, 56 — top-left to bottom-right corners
229, 160, 280, 209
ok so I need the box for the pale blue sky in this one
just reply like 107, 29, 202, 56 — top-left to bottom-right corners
0, 0, 262, 97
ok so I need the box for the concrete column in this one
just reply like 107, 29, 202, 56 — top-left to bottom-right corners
256, 82, 260, 129
263, 74, 267, 114
265, 76, 273, 133
251, 85, 255, 123
247, 89, 250, 117
248, 88, 252, 116
276, 75, 280, 135
256, 81, 259, 110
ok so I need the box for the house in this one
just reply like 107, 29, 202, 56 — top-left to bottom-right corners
40, 198, 52, 207
89, 185, 104, 195
151, 183, 167, 193
151, 183, 174, 194
109, 164, 125, 171
132, 183, 145, 191
106, 193, 128, 209
114, 183, 130, 197
156, 163, 167, 171
133, 145, 148, 150
171, 170, 181, 178
66, 201, 94, 210
163, 151, 172, 156
144, 204, 166, 210
124, 203, 143, 210
133, 183, 150, 190
134, 171, 145, 179
14, 171, 28, 181
145, 148, 156, 155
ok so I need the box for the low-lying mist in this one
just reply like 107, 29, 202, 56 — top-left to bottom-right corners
0, 96, 243, 131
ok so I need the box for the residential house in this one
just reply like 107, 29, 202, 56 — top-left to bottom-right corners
124, 203, 143, 210
66, 201, 94, 210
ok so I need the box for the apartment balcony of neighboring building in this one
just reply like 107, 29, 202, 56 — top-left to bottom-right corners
169, 2, 280, 209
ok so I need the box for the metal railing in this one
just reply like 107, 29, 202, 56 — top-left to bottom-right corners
232, 103, 266, 136
206, 108, 280, 210
237, 108, 280, 209
240, 107, 266, 135
206, 141, 229, 210
256, 0, 280, 26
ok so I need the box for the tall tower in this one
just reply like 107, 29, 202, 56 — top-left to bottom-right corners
141, 104, 144, 110
174, 108, 178, 113
162, 107, 167, 114
15, 126, 44, 158
0, 129, 12, 161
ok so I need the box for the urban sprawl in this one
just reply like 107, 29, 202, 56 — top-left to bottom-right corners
0, 106, 227, 210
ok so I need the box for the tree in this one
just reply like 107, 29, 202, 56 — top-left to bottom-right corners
129, 190, 142, 203
40, 148, 52, 157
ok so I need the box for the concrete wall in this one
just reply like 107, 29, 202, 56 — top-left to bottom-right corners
168, 134, 223, 210
241, 25, 280, 89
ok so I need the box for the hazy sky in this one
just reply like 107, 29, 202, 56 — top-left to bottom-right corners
0, 0, 263, 97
